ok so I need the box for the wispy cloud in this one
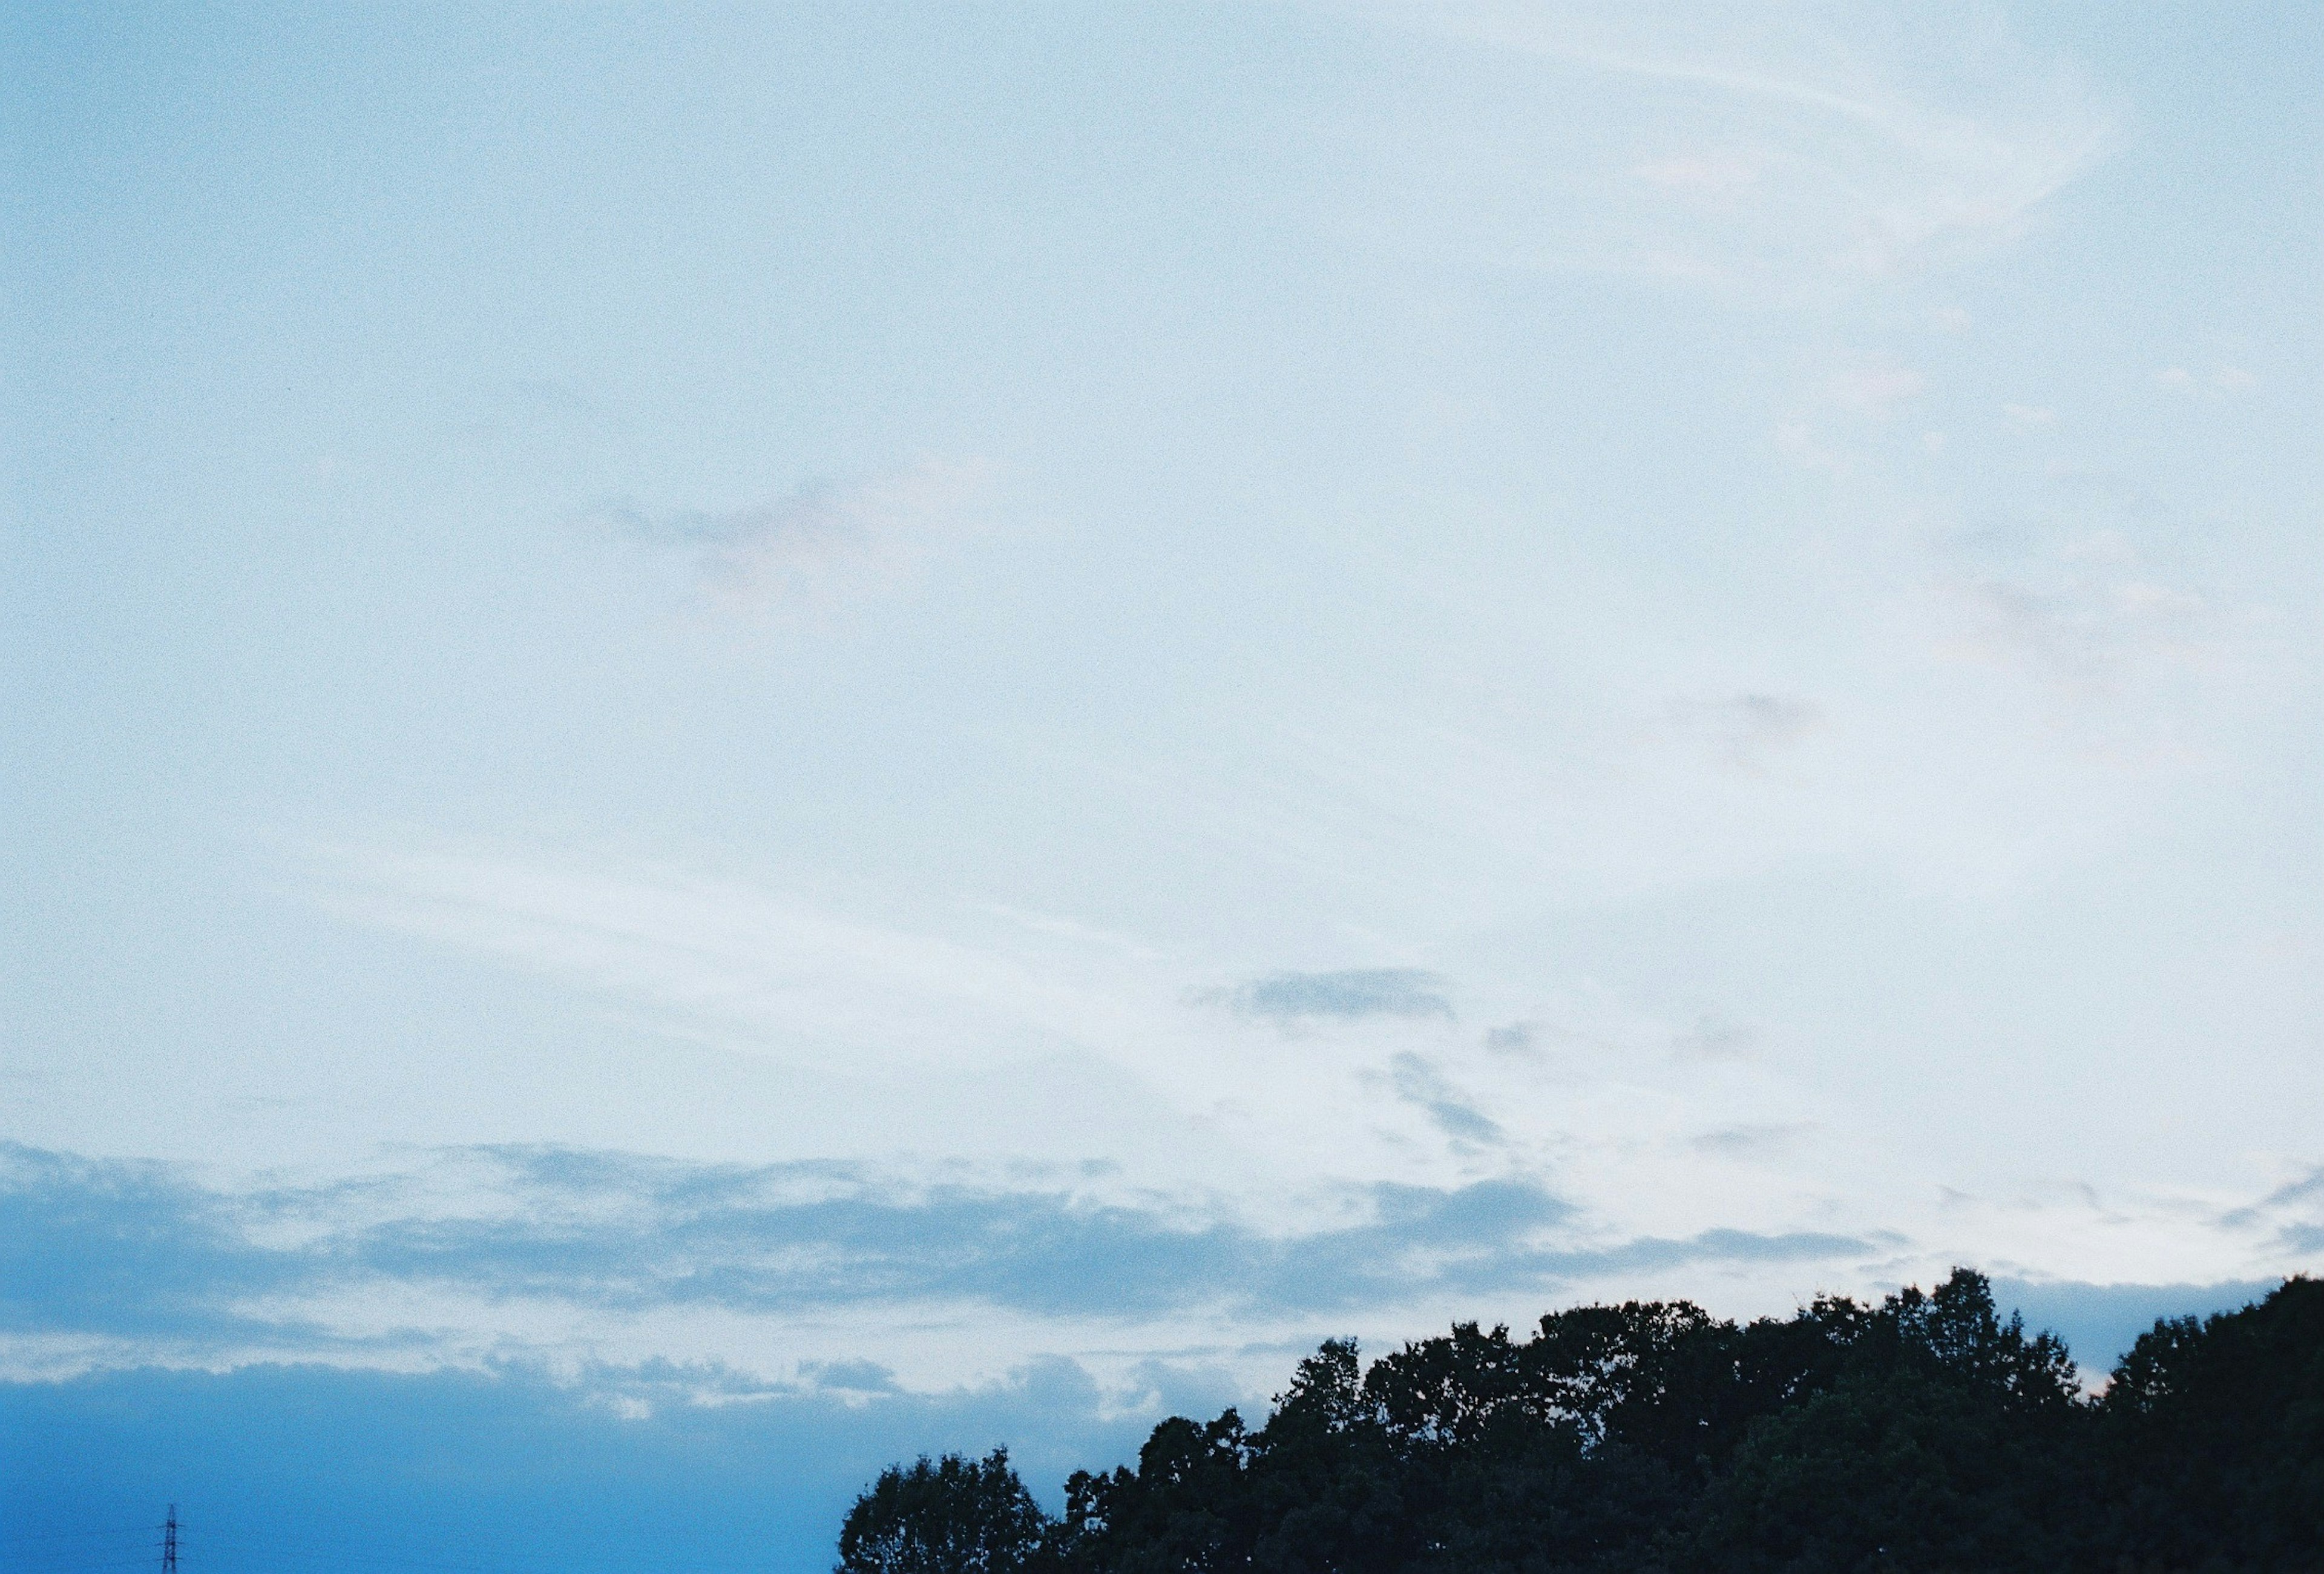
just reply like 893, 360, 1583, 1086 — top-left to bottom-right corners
1482, 1022, 1539, 1056
2217, 1165, 2324, 1259
0, 1147, 304, 1347
300, 840, 1149, 1075
597, 458, 991, 612
1197, 968, 1454, 1023
1344, 0, 2115, 289
0, 1142, 1877, 1380
1939, 571, 2219, 697
1386, 1053, 1504, 1146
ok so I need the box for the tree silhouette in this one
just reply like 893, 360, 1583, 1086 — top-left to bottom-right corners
2096, 1274, 2323, 1569
839, 1271, 2324, 1573
836, 1447, 1055, 1574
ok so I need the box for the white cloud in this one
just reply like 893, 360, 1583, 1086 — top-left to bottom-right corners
1342, 0, 2115, 289
302, 838, 1148, 1079
281, 839, 1873, 1268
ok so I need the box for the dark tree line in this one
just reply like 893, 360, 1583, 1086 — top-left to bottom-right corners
836, 1270, 2322, 1572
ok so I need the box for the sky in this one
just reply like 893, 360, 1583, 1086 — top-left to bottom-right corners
3, 1, 2319, 1568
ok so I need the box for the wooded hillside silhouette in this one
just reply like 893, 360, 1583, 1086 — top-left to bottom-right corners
836, 1269, 2322, 1572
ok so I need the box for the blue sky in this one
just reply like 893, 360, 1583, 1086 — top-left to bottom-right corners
4, 2, 2319, 1568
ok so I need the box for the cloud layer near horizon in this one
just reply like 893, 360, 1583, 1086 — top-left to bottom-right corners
2, 1141, 1876, 1385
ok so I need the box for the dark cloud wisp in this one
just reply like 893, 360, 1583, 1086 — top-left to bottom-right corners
1, 1144, 1875, 1360
1201, 968, 1455, 1022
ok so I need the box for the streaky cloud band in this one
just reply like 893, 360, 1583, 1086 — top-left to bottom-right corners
1, 1142, 1870, 1367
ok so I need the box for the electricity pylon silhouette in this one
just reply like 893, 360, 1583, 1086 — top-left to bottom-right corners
162, 1507, 177, 1574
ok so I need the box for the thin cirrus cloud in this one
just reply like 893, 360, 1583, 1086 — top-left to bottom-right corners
597, 458, 991, 611
300, 840, 1154, 1073
1345, 0, 2116, 288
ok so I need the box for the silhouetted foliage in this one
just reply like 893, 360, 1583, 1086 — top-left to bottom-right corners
2094, 1274, 2324, 1570
840, 1271, 2323, 1573
837, 1447, 1056, 1574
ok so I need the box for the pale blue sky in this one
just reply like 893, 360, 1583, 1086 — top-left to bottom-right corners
4, 2, 2319, 1567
